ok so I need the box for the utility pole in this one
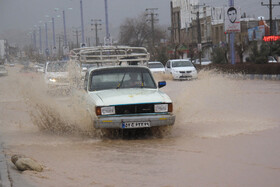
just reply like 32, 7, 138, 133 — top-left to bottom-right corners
73, 28, 81, 48
91, 19, 102, 46
261, 0, 280, 36
191, 3, 205, 65
104, 0, 111, 45
170, 1, 174, 45
146, 8, 159, 48
80, 0, 85, 46
62, 10, 67, 48
45, 22, 49, 56
56, 34, 63, 59
51, 17, 56, 56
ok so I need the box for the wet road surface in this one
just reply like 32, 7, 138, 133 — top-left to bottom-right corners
1, 66, 280, 187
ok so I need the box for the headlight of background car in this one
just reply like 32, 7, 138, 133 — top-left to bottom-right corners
49, 78, 57, 83
154, 104, 168, 113
96, 106, 115, 115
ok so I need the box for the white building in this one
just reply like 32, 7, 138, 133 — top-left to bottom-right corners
171, 0, 224, 29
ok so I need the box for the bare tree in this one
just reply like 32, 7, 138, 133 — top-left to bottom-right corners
118, 13, 167, 48
119, 14, 149, 46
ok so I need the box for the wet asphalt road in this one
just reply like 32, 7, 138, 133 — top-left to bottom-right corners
0, 66, 280, 187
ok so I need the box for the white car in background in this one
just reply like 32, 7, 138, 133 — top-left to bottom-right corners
194, 58, 212, 65
268, 56, 278, 63
165, 59, 198, 80
44, 61, 71, 91
147, 61, 165, 73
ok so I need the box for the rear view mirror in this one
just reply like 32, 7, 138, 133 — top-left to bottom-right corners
158, 81, 166, 88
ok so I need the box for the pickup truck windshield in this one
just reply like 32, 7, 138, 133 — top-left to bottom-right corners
89, 67, 157, 91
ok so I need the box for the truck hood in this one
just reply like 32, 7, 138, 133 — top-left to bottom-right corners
88, 89, 172, 106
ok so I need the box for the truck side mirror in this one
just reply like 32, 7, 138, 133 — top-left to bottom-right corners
158, 81, 166, 88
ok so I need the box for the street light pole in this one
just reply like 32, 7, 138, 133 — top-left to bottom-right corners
33, 30, 37, 49
229, 0, 235, 65
104, 0, 111, 45
52, 17, 56, 51
80, 0, 85, 46
39, 26, 42, 54
62, 10, 67, 48
45, 22, 49, 56
29, 32, 33, 47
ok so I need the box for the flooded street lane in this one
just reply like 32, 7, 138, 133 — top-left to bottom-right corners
1, 67, 280, 187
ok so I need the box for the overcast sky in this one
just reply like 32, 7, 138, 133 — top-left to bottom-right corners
0, 0, 171, 33
0, 0, 279, 45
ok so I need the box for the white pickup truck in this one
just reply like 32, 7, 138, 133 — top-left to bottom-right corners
83, 66, 175, 129
70, 46, 175, 130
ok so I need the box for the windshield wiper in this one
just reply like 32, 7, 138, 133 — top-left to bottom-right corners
141, 72, 144, 88
116, 72, 126, 89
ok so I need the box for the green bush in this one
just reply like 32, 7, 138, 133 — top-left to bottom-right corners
212, 47, 227, 64
249, 41, 270, 64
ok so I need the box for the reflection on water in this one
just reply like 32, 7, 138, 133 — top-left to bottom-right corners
172, 70, 280, 138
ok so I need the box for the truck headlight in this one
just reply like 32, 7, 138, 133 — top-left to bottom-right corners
96, 106, 115, 116
154, 104, 168, 113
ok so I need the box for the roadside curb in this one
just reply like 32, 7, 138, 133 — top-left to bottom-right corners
0, 143, 11, 187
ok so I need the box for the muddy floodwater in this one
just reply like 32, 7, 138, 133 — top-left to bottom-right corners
1, 66, 280, 187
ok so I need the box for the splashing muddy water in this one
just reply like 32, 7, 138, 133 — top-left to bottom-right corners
17, 63, 96, 137
18, 69, 280, 139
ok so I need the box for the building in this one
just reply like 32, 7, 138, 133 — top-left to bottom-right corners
170, 0, 224, 59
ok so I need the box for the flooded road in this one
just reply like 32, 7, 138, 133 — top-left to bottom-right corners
1, 66, 280, 187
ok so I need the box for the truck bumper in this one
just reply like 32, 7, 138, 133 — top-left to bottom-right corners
94, 114, 175, 129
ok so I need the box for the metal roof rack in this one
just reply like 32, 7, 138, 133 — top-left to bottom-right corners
69, 46, 150, 66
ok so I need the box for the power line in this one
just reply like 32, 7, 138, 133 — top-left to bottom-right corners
91, 19, 102, 46
191, 3, 205, 65
145, 8, 159, 47
261, 0, 280, 35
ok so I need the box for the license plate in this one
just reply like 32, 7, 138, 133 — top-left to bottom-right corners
122, 122, 150, 129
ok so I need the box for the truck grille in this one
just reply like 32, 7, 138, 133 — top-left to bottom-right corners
115, 104, 154, 114
179, 71, 192, 73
